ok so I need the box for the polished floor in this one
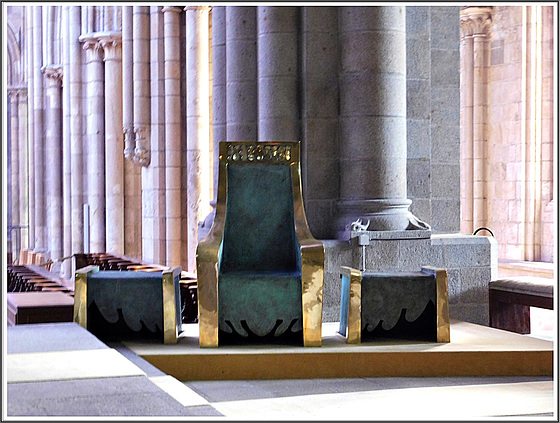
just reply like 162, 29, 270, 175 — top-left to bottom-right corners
4, 322, 557, 420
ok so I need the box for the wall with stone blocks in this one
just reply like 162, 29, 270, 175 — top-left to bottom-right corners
486, 6, 555, 262
461, 5, 555, 263
322, 233, 497, 326
406, 6, 461, 234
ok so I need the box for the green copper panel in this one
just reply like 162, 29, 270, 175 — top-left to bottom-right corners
220, 163, 300, 273
219, 271, 303, 337
361, 271, 436, 341
87, 271, 164, 337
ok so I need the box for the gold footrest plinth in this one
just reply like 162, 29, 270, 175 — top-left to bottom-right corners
124, 320, 553, 381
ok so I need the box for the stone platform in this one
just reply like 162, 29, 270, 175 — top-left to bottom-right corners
125, 320, 553, 381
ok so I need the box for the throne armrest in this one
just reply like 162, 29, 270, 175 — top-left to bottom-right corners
294, 175, 324, 347
299, 238, 324, 347
196, 192, 226, 347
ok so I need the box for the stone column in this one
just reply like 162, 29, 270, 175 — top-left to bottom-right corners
186, 5, 211, 272
473, 25, 490, 232
336, 6, 428, 236
121, 5, 142, 259
211, 6, 226, 200
139, 6, 167, 265
7, 95, 12, 255
163, 6, 183, 267
9, 90, 20, 250
226, 6, 257, 141
26, 6, 35, 249
133, 6, 150, 166
257, 6, 299, 141
523, 5, 544, 261
62, 6, 72, 275
69, 6, 84, 254
460, 21, 475, 235
80, 35, 106, 253
43, 65, 64, 261
459, 7, 492, 234
197, 6, 225, 243
122, 6, 135, 160
99, 32, 125, 255
17, 88, 29, 251
33, 6, 46, 251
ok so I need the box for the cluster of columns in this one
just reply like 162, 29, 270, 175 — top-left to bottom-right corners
521, 5, 545, 262
11, 5, 437, 274
15, 5, 215, 273
460, 5, 554, 261
7, 87, 29, 255
212, 6, 427, 236
18, 6, 130, 271
460, 6, 492, 236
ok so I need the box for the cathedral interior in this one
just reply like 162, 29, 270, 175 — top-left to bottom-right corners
4, 4, 556, 419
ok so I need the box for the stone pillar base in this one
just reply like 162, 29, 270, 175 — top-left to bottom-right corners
321, 233, 497, 327
335, 199, 431, 239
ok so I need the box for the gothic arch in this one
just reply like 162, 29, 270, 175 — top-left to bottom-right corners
6, 22, 22, 86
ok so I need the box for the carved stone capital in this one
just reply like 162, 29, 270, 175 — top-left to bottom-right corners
79, 34, 101, 51
461, 6, 493, 39
184, 6, 211, 12
79, 34, 104, 64
162, 6, 183, 14
16, 87, 28, 99
42, 65, 63, 83
7, 87, 19, 103
7, 86, 26, 100
97, 31, 122, 62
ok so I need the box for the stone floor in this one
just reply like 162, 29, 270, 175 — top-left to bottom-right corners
5, 322, 557, 419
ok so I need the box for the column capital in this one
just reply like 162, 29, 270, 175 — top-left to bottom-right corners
7, 85, 27, 99
460, 6, 493, 39
79, 33, 103, 57
162, 6, 183, 14
7, 87, 19, 102
42, 65, 63, 83
184, 6, 211, 12
97, 32, 122, 62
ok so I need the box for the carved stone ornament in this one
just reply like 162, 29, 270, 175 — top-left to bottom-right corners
80, 36, 102, 55
7, 86, 27, 99
97, 32, 122, 62
351, 218, 370, 232
461, 6, 493, 38
133, 126, 150, 167
42, 65, 63, 82
123, 127, 135, 160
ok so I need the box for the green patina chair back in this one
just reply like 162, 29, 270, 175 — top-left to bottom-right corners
197, 142, 324, 347
220, 163, 300, 273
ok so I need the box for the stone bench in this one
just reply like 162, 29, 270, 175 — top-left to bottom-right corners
489, 276, 554, 334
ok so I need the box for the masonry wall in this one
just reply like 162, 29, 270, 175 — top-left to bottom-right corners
461, 6, 555, 263
488, 6, 554, 262
407, 6, 461, 233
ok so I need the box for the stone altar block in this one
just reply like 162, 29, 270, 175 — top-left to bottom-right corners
322, 233, 497, 327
